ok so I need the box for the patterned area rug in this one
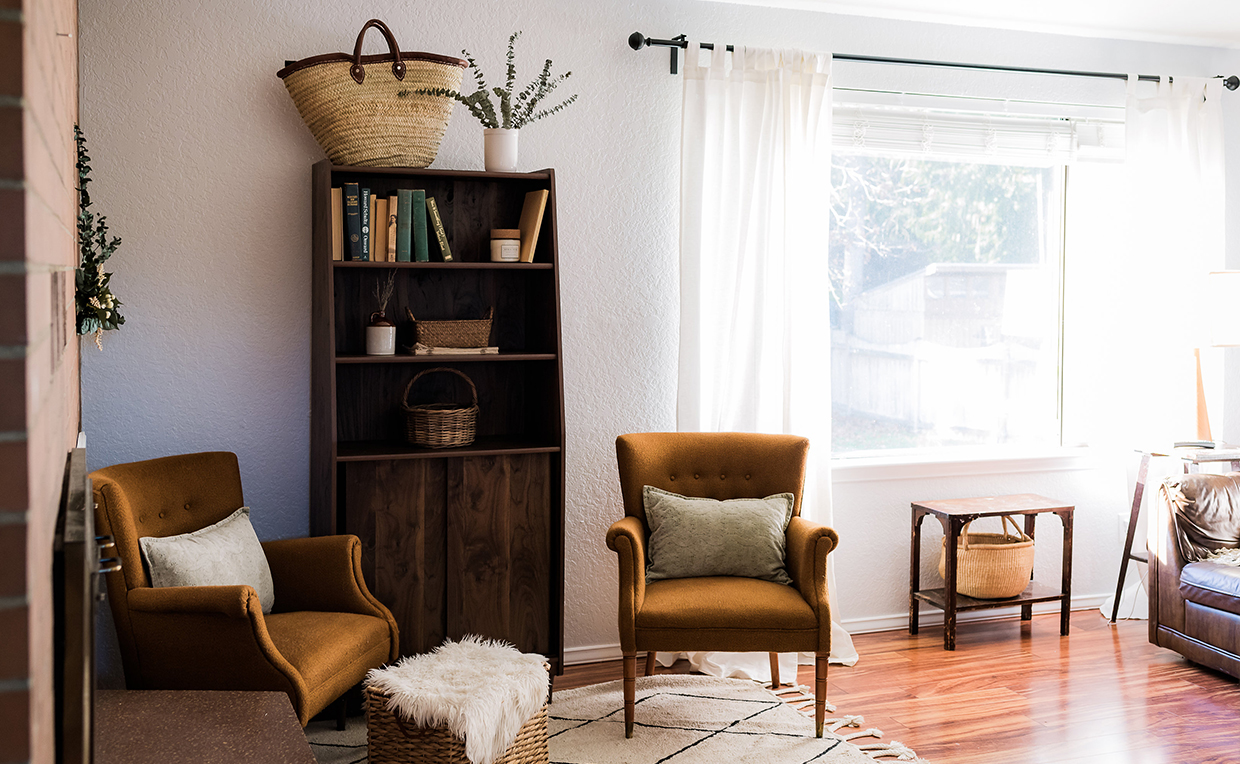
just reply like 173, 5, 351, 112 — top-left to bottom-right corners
305, 675, 925, 763
548, 676, 923, 763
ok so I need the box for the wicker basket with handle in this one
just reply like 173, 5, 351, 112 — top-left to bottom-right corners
401, 367, 479, 448
938, 514, 1035, 599
407, 307, 494, 348
277, 19, 467, 168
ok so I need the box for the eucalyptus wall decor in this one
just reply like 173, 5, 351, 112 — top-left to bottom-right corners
74, 125, 125, 349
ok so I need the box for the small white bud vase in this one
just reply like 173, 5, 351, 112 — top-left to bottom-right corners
365, 311, 396, 356
483, 128, 519, 172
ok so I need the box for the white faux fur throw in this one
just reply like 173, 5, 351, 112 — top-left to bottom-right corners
365, 636, 548, 764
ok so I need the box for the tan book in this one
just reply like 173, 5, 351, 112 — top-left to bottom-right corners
518, 189, 550, 263
330, 188, 343, 261
387, 194, 398, 261
373, 198, 388, 262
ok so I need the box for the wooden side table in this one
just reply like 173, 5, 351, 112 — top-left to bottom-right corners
909, 494, 1074, 650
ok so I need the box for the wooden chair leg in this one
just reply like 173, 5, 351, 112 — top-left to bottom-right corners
623, 653, 637, 738
814, 653, 828, 738
645, 651, 657, 677
769, 652, 780, 689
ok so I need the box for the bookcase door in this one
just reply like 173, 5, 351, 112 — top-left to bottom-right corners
344, 460, 447, 656
446, 453, 551, 655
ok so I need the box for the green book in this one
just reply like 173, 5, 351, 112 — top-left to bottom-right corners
411, 190, 429, 263
396, 189, 413, 262
425, 196, 452, 262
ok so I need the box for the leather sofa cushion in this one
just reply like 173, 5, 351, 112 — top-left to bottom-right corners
1163, 474, 1240, 561
1180, 561, 1240, 617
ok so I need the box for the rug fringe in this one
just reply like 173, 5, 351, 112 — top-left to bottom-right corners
856, 739, 924, 761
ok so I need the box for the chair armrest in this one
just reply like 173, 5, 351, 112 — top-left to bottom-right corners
786, 517, 839, 653
262, 535, 381, 615
262, 535, 399, 660
606, 516, 648, 654
1151, 481, 1189, 638
128, 584, 260, 618
125, 585, 306, 707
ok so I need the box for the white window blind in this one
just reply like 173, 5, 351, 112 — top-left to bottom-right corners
832, 90, 1125, 165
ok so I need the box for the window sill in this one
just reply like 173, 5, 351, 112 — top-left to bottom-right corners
829, 446, 1101, 484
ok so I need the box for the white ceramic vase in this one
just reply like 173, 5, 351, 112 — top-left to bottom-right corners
483, 128, 519, 172
365, 311, 396, 356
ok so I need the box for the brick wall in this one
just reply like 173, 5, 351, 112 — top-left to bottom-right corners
0, 0, 80, 760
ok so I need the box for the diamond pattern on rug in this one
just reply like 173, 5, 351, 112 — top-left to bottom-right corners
548, 675, 926, 763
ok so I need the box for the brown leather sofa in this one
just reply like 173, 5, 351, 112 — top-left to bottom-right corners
1149, 472, 1240, 678
607, 432, 840, 738
91, 451, 399, 725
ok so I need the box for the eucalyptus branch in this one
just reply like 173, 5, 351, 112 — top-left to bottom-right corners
399, 32, 576, 131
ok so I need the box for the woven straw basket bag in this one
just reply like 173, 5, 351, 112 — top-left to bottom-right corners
938, 515, 1035, 599
277, 19, 467, 167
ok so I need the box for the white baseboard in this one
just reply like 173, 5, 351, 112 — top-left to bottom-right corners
563, 593, 1112, 666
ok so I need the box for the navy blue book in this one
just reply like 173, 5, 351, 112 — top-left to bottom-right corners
343, 183, 361, 261
359, 187, 371, 262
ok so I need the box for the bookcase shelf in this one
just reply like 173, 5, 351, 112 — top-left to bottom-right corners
336, 353, 558, 364
333, 261, 555, 270
337, 438, 562, 461
310, 161, 565, 672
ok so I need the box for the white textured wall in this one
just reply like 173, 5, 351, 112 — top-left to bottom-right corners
81, 0, 1240, 671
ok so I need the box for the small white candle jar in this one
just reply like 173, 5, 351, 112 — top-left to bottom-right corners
490, 229, 521, 262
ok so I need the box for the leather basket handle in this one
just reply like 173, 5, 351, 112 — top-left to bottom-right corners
350, 19, 406, 84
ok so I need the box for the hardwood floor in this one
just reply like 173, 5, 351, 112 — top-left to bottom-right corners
554, 611, 1240, 763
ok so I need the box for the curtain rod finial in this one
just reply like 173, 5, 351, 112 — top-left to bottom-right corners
1224, 75, 1239, 91
629, 32, 648, 51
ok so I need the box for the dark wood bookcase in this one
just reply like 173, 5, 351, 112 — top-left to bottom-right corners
309, 161, 564, 673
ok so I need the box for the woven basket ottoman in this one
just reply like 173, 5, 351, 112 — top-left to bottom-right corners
365, 637, 550, 764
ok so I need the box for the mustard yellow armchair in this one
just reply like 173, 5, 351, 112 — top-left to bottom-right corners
91, 451, 398, 726
607, 432, 838, 738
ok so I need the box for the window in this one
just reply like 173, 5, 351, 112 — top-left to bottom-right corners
824, 91, 1132, 457
829, 153, 1065, 454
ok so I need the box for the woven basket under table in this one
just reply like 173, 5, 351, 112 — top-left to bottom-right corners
938, 514, 1035, 599
366, 687, 550, 764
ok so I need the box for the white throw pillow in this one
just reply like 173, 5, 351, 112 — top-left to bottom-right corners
138, 507, 275, 613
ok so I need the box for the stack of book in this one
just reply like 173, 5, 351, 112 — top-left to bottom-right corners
330, 184, 453, 262
328, 186, 550, 264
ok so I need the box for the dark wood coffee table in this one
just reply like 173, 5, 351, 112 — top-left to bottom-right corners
909, 494, 1074, 650
95, 690, 315, 763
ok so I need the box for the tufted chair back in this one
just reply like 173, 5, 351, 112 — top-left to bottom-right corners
615, 432, 809, 526
92, 451, 245, 684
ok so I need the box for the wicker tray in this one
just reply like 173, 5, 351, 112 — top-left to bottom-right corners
407, 307, 494, 349
401, 367, 478, 448
366, 687, 549, 764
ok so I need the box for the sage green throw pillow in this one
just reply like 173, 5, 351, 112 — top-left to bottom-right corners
643, 486, 794, 585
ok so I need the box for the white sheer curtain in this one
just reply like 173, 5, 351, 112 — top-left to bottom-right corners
672, 42, 858, 679
1062, 76, 1225, 619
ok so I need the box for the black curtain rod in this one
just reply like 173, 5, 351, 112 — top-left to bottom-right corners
628, 32, 1240, 91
